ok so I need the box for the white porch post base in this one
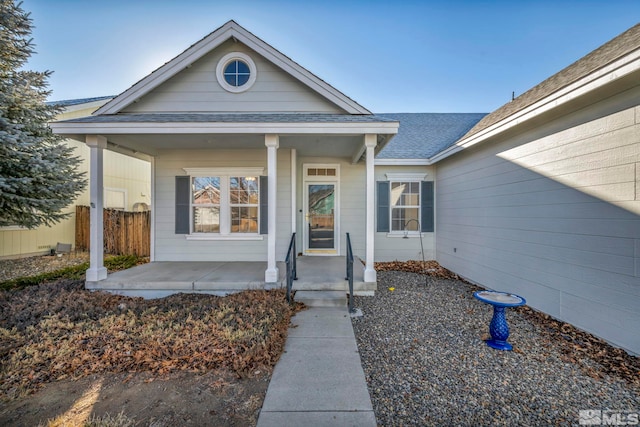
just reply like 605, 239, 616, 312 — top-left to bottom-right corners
265, 134, 279, 283
364, 267, 377, 283
265, 268, 279, 283
86, 267, 108, 282
364, 134, 377, 283
86, 135, 107, 282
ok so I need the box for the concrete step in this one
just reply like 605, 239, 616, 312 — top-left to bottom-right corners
294, 290, 347, 308
292, 280, 376, 293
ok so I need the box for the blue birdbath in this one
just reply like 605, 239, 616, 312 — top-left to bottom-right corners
473, 290, 526, 351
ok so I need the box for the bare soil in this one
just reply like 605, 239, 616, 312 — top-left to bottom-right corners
0, 369, 269, 426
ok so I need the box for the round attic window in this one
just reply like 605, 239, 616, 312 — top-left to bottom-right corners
216, 52, 257, 93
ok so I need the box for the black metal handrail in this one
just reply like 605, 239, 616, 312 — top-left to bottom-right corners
285, 232, 297, 303
345, 232, 354, 313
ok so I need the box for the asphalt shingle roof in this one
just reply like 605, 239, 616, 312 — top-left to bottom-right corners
48, 96, 114, 107
376, 113, 487, 159
60, 113, 398, 124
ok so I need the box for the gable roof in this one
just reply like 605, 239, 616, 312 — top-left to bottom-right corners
375, 113, 486, 162
459, 23, 640, 142
95, 20, 371, 116
48, 96, 115, 107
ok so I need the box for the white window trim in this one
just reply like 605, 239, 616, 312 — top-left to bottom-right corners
386, 232, 427, 238
184, 167, 264, 240
104, 187, 127, 210
186, 234, 263, 241
386, 174, 425, 236
385, 172, 428, 181
304, 163, 340, 182
216, 52, 258, 93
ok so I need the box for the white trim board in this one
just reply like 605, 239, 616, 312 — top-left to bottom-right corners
51, 121, 398, 136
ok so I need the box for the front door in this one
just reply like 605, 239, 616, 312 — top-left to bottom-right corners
307, 183, 336, 253
303, 164, 339, 255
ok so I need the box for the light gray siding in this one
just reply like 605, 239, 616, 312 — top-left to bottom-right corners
154, 148, 291, 262
374, 166, 436, 261
124, 40, 344, 114
436, 87, 640, 354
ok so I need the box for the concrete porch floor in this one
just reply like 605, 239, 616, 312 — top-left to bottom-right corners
88, 256, 374, 299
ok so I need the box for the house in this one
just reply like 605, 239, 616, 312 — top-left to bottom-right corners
51, 21, 639, 354
433, 24, 640, 355
0, 97, 151, 259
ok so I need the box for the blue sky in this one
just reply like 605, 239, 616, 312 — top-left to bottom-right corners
22, 0, 640, 113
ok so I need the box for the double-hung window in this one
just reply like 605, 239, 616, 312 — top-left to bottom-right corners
192, 177, 221, 233
229, 177, 259, 233
376, 174, 434, 234
391, 181, 420, 232
180, 168, 264, 238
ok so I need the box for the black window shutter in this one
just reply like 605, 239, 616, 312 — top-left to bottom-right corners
377, 181, 390, 232
421, 181, 434, 232
259, 176, 268, 235
175, 176, 190, 234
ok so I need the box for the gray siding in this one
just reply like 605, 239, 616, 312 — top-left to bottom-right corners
124, 40, 343, 114
154, 148, 291, 262
374, 166, 436, 262
436, 88, 640, 354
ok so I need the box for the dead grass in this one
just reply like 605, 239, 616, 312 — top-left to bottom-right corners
375, 260, 459, 279
0, 279, 302, 401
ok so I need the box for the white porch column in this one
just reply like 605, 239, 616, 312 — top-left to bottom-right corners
86, 135, 108, 282
265, 134, 279, 283
291, 148, 297, 234
364, 134, 377, 283
149, 156, 156, 262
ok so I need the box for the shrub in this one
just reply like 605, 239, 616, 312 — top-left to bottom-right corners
0, 255, 145, 291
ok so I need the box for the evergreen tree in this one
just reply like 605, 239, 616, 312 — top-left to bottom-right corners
0, 0, 85, 228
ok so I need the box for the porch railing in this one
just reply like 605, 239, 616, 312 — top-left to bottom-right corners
346, 232, 354, 313
285, 232, 297, 303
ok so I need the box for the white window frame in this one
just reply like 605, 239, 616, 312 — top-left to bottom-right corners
303, 163, 340, 255
385, 172, 427, 237
184, 167, 264, 241
216, 52, 258, 93
104, 187, 127, 210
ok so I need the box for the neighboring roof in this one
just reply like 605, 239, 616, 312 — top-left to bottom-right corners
376, 113, 487, 159
62, 113, 396, 124
95, 20, 371, 116
461, 23, 640, 141
48, 96, 115, 107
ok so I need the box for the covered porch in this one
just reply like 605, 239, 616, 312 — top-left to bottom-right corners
52, 117, 398, 292
89, 256, 373, 299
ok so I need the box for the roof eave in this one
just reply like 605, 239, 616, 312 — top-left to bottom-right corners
50, 120, 399, 136
429, 47, 640, 164
374, 158, 434, 166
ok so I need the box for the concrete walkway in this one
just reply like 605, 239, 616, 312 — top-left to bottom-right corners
257, 307, 376, 426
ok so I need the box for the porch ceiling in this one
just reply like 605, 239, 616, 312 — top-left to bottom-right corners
100, 133, 372, 158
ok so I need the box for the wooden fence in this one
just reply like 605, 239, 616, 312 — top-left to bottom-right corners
76, 206, 151, 256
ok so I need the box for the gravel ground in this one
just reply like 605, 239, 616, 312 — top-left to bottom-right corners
352, 271, 639, 426
0, 253, 89, 282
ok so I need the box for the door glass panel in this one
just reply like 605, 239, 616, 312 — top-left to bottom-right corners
308, 184, 335, 249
